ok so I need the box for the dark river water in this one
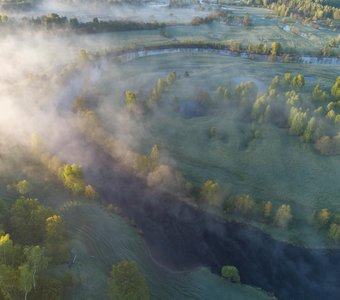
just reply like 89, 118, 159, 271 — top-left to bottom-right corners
84, 147, 340, 300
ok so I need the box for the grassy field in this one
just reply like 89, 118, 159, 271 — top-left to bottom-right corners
89, 52, 339, 247
6, 2, 211, 23
1, 2, 339, 299
39, 3, 339, 58
168, 24, 338, 56
0, 153, 274, 299
60, 202, 274, 300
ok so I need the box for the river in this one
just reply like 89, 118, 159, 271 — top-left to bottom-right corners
82, 144, 340, 300
109, 46, 340, 65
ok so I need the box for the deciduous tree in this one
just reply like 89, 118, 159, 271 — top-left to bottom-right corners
331, 76, 340, 100
263, 201, 273, 220
275, 204, 292, 227
271, 42, 281, 56
221, 265, 240, 283
19, 263, 33, 300
24, 246, 48, 290
108, 262, 149, 300
84, 185, 98, 200
318, 208, 330, 226
15, 180, 32, 195
200, 180, 221, 206
0, 264, 18, 300
328, 223, 340, 242
10, 197, 50, 245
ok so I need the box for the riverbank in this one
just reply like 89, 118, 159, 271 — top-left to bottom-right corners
80, 140, 340, 300
72, 48, 339, 251
61, 201, 276, 300
97, 42, 340, 65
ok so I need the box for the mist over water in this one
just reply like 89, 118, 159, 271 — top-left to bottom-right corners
4, 0, 209, 23
79, 139, 340, 300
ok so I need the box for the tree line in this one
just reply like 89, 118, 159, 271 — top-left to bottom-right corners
182, 76, 340, 244
0, 185, 71, 299
246, 0, 340, 21
250, 75, 340, 155
72, 91, 180, 192
191, 9, 252, 27
198, 179, 340, 243
2, 13, 165, 33
124, 71, 177, 114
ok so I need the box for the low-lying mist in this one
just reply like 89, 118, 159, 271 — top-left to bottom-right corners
4, 0, 208, 23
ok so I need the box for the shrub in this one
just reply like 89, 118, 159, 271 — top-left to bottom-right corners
221, 265, 240, 283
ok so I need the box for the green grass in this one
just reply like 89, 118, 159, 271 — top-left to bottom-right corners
53, 4, 339, 57
90, 52, 339, 247
60, 202, 275, 300
0, 151, 274, 299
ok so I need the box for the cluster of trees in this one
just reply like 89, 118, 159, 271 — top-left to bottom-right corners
246, 0, 340, 21
220, 12, 252, 27
251, 74, 340, 155
149, 71, 177, 107
108, 261, 149, 300
133, 143, 176, 188
217, 81, 258, 101
191, 10, 252, 27
290, 76, 340, 153
212, 73, 340, 156
25, 13, 165, 33
6, 179, 32, 196
229, 195, 293, 227
125, 71, 177, 113
198, 178, 340, 243
72, 98, 137, 169
327, 34, 340, 48
134, 145, 160, 175
216, 80, 259, 118
0, 195, 70, 299
215, 76, 340, 241
312, 208, 340, 243
199, 181, 294, 228
31, 133, 98, 200
320, 46, 336, 57
229, 194, 256, 218
73, 95, 179, 190
191, 10, 223, 26
246, 41, 282, 56
225, 40, 284, 60
59, 164, 98, 199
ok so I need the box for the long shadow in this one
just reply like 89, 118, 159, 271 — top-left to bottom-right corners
84, 145, 340, 300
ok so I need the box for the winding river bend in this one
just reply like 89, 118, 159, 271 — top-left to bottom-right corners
73, 47, 340, 299
107, 45, 340, 65
82, 144, 340, 300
